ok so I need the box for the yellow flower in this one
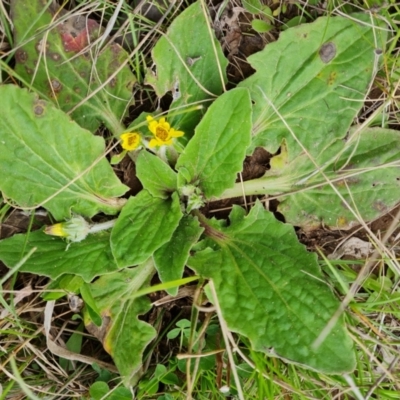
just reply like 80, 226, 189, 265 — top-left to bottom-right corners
120, 132, 141, 151
45, 223, 66, 237
146, 115, 184, 148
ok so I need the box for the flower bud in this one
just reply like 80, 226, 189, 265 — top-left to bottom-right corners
180, 185, 204, 212
44, 215, 90, 242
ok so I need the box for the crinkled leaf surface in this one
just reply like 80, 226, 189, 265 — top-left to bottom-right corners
240, 13, 387, 160
0, 230, 117, 282
84, 261, 156, 386
176, 88, 252, 198
275, 127, 400, 228
231, 127, 400, 229
146, 0, 228, 135
153, 215, 203, 296
188, 202, 355, 373
12, 0, 135, 133
0, 85, 128, 220
136, 151, 177, 199
111, 191, 183, 268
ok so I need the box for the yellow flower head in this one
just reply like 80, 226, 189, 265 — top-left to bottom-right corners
120, 132, 141, 151
146, 115, 184, 148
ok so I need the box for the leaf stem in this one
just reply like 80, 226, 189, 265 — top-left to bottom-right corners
131, 258, 157, 293
211, 175, 292, 201
103, 113, 125, 137
132, 276, 200, 299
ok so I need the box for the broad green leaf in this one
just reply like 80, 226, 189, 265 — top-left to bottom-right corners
283, 16, 307, 29
0, 85, 128, 220
176, 88, 252, 198
145, 0, 228, 135
188, 202, 356, 373
111, 191, 183, 268
80, 283, 102, 327
84, 261, 156, 386
44, 275, 85, 300
0, 230, 117, 282
89, 382, 110, 400
251, 19, 273, 33
90, 382, 132, 400
11, 0, 135, 133
136, 151, 177, 199
274, 127, 400, 229
242, 0, 264, 14
229, 127, 400, 228
240, 13, 387, 160
153, 215, 204, 296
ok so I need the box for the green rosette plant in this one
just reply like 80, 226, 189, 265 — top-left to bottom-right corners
1, 0, 398, 387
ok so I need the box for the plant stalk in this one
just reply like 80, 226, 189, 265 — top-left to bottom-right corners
88, 219, 117, 234
212, 175, 293, 201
